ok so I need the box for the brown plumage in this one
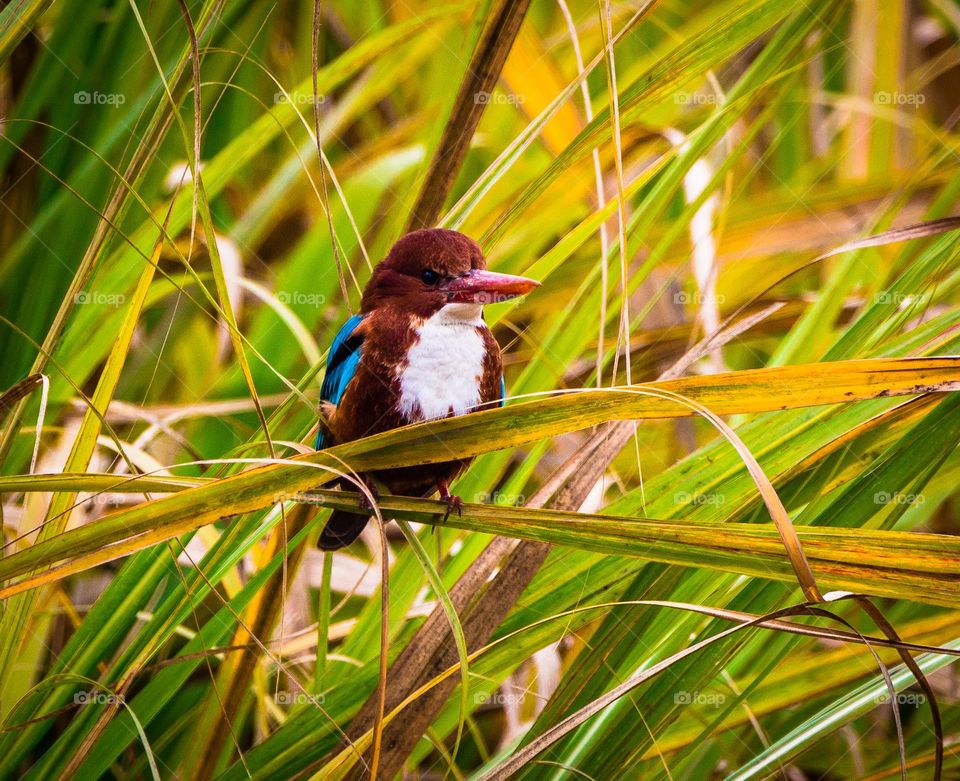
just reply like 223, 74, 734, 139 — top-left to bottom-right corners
315, 229, 538, 549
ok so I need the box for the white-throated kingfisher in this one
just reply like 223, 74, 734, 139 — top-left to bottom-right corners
315, 228, 539, 549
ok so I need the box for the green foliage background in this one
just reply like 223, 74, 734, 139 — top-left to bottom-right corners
1, 0, 960, 778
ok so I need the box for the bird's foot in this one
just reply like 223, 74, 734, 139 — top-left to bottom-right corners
438, 480, 463, 523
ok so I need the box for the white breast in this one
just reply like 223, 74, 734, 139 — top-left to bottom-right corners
398, 304, 486, 422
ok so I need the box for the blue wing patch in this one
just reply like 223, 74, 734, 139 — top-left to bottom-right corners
499, 375, 506, 407
316, 314, 365, 450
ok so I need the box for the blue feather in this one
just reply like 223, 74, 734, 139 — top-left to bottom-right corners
500, 375, 506, 407
316, 314, 365, 450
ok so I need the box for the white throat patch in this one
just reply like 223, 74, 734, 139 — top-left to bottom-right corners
398, 304, 486, 421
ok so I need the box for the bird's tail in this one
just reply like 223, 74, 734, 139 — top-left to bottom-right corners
318, 509, 368, 550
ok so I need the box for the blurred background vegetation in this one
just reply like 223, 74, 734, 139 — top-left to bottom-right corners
1, 0, 960, 778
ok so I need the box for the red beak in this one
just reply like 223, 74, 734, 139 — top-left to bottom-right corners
442, 269, 540, 305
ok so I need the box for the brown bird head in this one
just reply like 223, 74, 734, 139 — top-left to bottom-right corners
360, 228, 539, 317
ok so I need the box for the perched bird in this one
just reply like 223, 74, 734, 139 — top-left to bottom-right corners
315, 228, 539, 549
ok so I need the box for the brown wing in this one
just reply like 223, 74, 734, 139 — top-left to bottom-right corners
477, 325, 504, 409
327, 308, 416, 446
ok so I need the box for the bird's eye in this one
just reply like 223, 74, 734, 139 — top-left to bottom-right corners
420, 269, 440, 285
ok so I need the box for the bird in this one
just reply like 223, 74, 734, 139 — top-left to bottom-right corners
314, 228, 539, 550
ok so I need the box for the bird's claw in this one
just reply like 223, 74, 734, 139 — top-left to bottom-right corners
437, 480, 463, 523
442, 494, 463, 523
357, 477, 380, 512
